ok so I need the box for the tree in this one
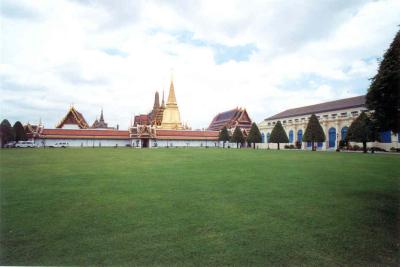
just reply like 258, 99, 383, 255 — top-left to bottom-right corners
0, 119, 15, 146
366, 30, 400, 133
231, 126, 244, 148
218, 126, 230, 148
13, 121, 27, 142
346, 112, 377, 153
269, 121, 289, 150
303, 114, 326, 151
247, 122, 262, 149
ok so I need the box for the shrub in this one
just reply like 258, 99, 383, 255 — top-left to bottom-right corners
295, 141, 302, 149
352, 145, 361, 151
338, 140, 347, 149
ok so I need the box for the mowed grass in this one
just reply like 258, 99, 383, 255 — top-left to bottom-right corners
0, 148, 399, 266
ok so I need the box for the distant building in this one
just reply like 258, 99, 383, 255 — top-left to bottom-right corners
208, 108, 252, 132
91, 109, 110, 129
56, 106, 89, 129
258, 95, 399, 150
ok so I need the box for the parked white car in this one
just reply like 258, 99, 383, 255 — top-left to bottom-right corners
15, 141, 37, 148
4, 141, 17, 148
49, 142, 69, 148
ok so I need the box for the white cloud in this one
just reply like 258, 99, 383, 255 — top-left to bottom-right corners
0, 0, 399, 128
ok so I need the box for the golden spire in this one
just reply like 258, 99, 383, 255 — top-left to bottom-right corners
167, 79, 177, 105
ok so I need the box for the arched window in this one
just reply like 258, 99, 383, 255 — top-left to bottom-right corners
261, 133, 265, 143
329, 127, 336, 148
267, 133, 270, 143
398, 132, 400, 142
289, 130, 294, 143
380, 131, 392, 143
341, 126, 348, 140
297, 129, 303, 143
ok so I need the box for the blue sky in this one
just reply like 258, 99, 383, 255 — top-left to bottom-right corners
0, 0, 399, 129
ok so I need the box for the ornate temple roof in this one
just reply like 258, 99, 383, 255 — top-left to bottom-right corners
208, 108, 252, 131
265, 95, 366, 121
56, 106, 89, 129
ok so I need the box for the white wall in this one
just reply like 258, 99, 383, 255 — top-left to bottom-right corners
37, 138, 130, 147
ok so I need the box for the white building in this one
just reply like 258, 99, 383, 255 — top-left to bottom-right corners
258, 95, 399, 151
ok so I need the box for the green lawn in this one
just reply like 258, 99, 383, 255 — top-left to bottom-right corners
0, 148, 399, 266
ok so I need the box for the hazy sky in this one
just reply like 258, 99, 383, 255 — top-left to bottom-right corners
1, 0, 399, 129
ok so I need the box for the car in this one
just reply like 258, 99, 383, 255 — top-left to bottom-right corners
49, 142, 69, 148
15, 141, 37, 148
4, 141, 17, 148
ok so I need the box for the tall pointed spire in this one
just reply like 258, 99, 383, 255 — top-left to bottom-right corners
161, 90, 165, 107
153, 91, 160, 109
161, 76, 183, 130
100, 108, 104, 122
167, 79, 177, 105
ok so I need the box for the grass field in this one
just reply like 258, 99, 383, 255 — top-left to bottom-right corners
0, 148, 399, 266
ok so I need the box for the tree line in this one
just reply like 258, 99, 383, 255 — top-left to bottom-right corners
218, 123, 262, 149
0, 119, 28, 146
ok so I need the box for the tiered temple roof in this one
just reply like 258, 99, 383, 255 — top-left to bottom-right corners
56, 106, 89, 129
208, 108, 252, 131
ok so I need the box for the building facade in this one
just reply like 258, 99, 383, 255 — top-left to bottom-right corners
258, 95, 399, 150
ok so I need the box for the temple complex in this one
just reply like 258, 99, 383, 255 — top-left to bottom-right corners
28, 77, 220, 148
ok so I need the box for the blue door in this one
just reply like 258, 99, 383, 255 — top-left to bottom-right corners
289, 130, 294, 143
267, 133, 270, 143
341, 127, 348, 140
261, 133, 265, 143
380, 131, 391, 143
297, 130, 303, 143
329, 127, 336, 148
318, 142, 323, 148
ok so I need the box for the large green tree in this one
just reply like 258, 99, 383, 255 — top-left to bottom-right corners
13, 121, 27, 142
231, 126, 244, 148
269, 121, 289, 150
247, 122, 262, 149
366, 30, 400, 133
346, 112, 377, 153
0, 119, 15, 146
218, 126, 230, 148
303, 114, 326, 151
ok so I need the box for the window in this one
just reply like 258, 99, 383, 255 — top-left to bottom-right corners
267, 122, 271, 126
282, 120, 286, 124
323, 115, 328, 118
288, 120, 292, 123
295, 119, 299, 122
351, 111, 359, 116
341, 112, 347, 117
331, 113, 337, 118
289, 130, 294, 143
